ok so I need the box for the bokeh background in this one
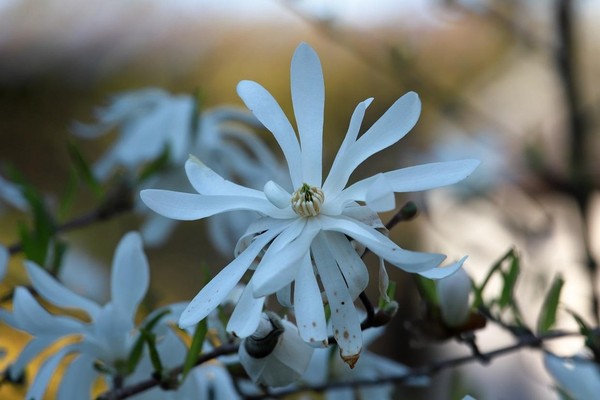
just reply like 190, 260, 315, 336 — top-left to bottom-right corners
1, 0, 600, 398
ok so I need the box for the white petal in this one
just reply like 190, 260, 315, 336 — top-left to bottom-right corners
140, 190, 286, 220
252, 219, 320, 297
237, 80, 302, 187
57, 354, 97, 399
294, 253, 328, 346
419, 256, 467, 280
26, 343, 80, 400
185, 157, 265, 198
13, 287, 85, 336
111, 232, 149, 321
324, 92, 421, 193
436, 262, 471, 327
312, 234, 362, 362
8, 337, 54, 380
25, 261, 101, 319
264, 180, 291, 209
276, 283, 293, 308
291, 43, 324, 186
226, 283, 266, 338
323, 232, 368, 300
238, 341, 267, 383
545, 353, 600, 399
272, 319, 315, 375
178, 227, 282, 328
319, 215, 445, 272
0, 244, 8, 282
338, 159, 481, 205
365, 174, 396, 213
323, 98, 373, 195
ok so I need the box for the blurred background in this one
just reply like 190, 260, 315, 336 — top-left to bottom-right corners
1, 0, 600, 398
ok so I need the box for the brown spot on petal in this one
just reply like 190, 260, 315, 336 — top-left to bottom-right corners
312, 321, 317, 327
341, 350, 361, 369
343, 330, 349, 340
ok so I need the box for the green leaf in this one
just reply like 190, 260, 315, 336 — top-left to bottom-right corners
49, 240, 68, 276
66, 140, 103, 198
126, 309, 171, 374
413, 276, 437, 306
537, 274, 564, 334
473, 248, 515, 308
137, 145, 171, 184
182, 319, 207, 379
498, 252, 520, 309
141, 329, 163, 374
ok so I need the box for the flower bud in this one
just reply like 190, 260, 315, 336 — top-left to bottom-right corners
436, 266, 471, 327
239, 312, 314, 387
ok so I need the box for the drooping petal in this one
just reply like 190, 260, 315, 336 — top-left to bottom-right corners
323, 98, 373, 195
323, 231, 369, 300
25, 343, 81, 400
291, 43, 324, 186
140, 190, 287, 220
57, 354, 97, 400
13, 287, 86, 337
276, 283, 293, 308
185, 157, 265, 198
25, 261, 101, 319
319, 215, 445, 272
337, 159, 481, 205
324, 92, 421, 193
294, 253, 328, 346
252, 219, 320, 297
419, 256, 467, 280
179, 227, 283, 328
237, 80, 302, 187
264, 180, 292, 209
311, 234, 362, 365
111, 232, 149, 321
226, 283, 266, 338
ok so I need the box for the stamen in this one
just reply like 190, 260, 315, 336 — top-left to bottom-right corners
291, 183, 324, 217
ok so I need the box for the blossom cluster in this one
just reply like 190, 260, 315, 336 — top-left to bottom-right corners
0, 42, 530, 400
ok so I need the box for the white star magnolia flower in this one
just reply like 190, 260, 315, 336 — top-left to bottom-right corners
141, 43, 479, 365
436, 265, 472, 327
0, 232, 150, 399
72, 88, 195, 180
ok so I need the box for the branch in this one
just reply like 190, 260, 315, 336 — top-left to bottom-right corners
244, 330, 580, 399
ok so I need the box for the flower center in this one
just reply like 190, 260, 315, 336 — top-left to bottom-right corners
291, 183, 324, 217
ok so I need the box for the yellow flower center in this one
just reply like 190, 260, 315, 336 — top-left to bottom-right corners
291, 183, 324, 217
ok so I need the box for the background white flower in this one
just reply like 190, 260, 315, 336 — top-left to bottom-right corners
141, 42, 479, 365
544, 352, 600, 400
436, 265, 472, 327
1, 231, 150, 399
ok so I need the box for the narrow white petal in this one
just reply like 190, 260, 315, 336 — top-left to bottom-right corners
13, 287, 85, 336
338, 159, 481, 205
57, 354, 97, 399
141, 190, 285, 221
0, 244, 8, 282
312, 234, 362, 363
8, 337, 55, 380
291, 43, 324, 186
111, 232, 149, 321
545, 353, 600, 399
226, 283, 266, 338
325, 92, 421, 193
319, 215, 445, 272
179, 227, 282, 328
419, 256, 467, 280
323, 232, 368, 300
264, 180, 292, 209
276, 283, 293, 308
26, 343, 80, 400
185, 157, 265, 198
237, 80, 302, 187
252, 219, 320, 297
294, 253, 328, 346
25, 261, 101, 319
365, 173, 396, 212
323, 98, 373, 195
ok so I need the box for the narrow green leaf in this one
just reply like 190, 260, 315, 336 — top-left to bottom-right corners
182, 319, 207, 379
537, 274, 564, 334
126, 309, 171, 374
413, 276, 437, 306
137, 145, 171, 184
66, 140, 103, 198
473, 248, 515, 307
498, 252, 520, 309
141, 329, 163, 374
